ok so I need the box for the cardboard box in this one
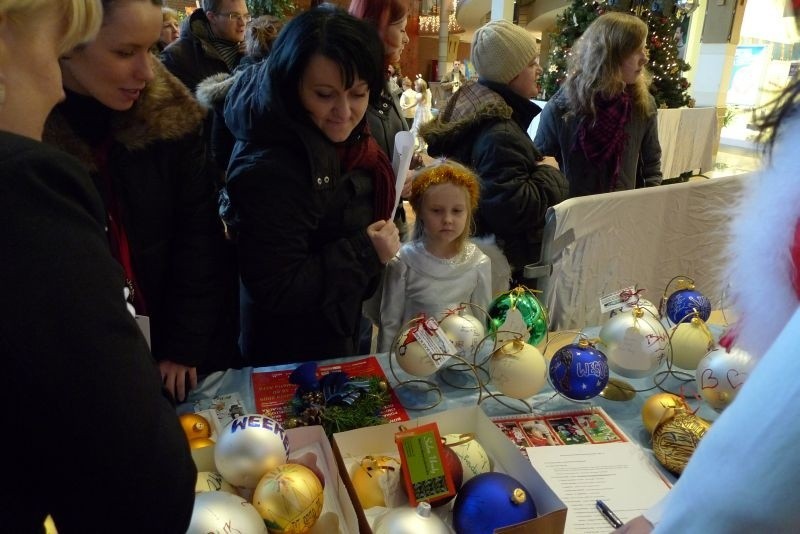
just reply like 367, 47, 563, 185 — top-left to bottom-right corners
332, 406, 568, 534
191, 424, 360, 534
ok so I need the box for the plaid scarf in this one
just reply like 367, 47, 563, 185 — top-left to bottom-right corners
336, 126, 396, 222
576, 91, 632, 192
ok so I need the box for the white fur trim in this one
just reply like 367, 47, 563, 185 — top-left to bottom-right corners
726, 113, 800, 358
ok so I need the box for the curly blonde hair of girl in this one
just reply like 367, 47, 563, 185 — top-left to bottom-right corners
409, 160, 481, 250
562, 12, 653, 121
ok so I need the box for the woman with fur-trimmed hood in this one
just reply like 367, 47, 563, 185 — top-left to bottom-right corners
421, 20, 568, 283
45, 0, 238, 402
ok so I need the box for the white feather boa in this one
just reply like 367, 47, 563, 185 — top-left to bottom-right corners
726, 113, 800, 359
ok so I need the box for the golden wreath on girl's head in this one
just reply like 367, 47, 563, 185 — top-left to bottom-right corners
410, 159, 481, 212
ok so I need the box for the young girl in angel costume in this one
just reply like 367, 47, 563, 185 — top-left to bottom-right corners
377, 160, 509, 352
410, 75, 433, 153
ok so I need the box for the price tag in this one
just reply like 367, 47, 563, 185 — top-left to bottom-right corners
412, 317, 456, 369
599, 285, 638, 314
395, 423, 455, 506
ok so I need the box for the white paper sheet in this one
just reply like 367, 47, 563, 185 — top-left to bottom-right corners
391, 131, 415, 216
526, 442, 671, 534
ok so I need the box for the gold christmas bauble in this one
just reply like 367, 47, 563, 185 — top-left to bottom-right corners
351, 455, 401, 509
180, 413, 212, 441
189, 437, 216, 450
252, 463, 324, 534
652, 411, 710, 475
641, 393, 685, 434
670, 318, 714, 370
489, 339, 547, 399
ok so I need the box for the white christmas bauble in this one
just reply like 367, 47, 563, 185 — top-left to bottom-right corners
214, 414, 289, 489
440, 313, 485, 359
195, 471, 237, 494
393, 328, 439, 377
670, 318, 714, 370
373, 502, 452, 534
695, 346, 754, 412
599, 308, 669, 378
442, 433, 491, 482
187, 491, 268, 534
489, 340, 547, 399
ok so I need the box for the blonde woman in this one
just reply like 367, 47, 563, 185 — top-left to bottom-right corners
0, 0, 196, 531
534, 12, 662, 196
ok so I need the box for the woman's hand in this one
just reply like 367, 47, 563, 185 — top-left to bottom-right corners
367, 219, 400, 263
159, 360, 198, 402
614, 516, 654, 533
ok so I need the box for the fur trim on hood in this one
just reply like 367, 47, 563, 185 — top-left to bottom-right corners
420, 81, 512, 156
196, 72, 235, 109
44, 58, 206, 169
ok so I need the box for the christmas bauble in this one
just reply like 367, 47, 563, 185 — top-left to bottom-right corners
214, 414, 289, 489
195, 471, 237, 494
179, 413, 212, 441
487, 287, 547, 346
695, 346, 754, 412
666, 287, 712, 324
610, 297, 659, 319
442, 433, 491, 482
351, 455, 401, 509
189, 437, 215, 450
489, 339, 547, 399
641, 393, 685, 434
393, 326, 442, 377
187, 490, 268, 534
652, 410, 710, 475
548, 340, 609, 400
669, 318, 714, 370
598, 308, 669, 378
252, 463, 324, 533
440, 313, 485, 359
373, 502, 452, 534
453, 472, 537, 534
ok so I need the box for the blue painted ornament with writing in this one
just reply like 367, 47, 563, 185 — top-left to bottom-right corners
487, 286, 547, 346
666, 287, 711, 324
549, 340, 610, 400
453, 472, 537, 534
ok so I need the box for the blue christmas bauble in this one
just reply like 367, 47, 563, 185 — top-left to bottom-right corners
666, 288, 711, 324
487, 287, 547, 346
453, 472, 537, 534
549, 341, 610, 400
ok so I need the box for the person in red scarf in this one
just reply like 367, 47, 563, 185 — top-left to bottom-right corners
535, 12, 663, 197
223, 6, 399, 365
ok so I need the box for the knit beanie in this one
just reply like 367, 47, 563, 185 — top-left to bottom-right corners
471, 20, 539, 85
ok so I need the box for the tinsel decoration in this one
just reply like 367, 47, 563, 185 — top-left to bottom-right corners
284, 362, 391, 435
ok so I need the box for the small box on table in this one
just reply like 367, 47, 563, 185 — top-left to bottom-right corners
331, 405, 567, 534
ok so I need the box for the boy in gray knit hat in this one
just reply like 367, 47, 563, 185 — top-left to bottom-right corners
420, 19, 568, 286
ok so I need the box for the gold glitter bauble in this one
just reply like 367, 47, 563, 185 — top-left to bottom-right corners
179, 413, 212, 441
252, 463, 324, 533
652, 411, 710, 475
641, 393, 684, 434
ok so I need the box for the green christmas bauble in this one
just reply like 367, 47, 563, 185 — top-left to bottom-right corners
486, 287, 547, 346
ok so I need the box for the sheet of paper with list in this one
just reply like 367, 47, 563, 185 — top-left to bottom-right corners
526, 442, 671, 533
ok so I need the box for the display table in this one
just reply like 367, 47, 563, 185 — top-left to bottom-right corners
527, 101, 718, 179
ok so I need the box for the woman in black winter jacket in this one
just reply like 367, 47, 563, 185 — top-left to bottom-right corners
224, 6, 400, 365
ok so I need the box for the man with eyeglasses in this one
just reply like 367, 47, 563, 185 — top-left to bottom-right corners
161, 0, 250, 93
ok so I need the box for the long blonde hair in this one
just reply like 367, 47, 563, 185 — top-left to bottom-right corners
562, 12, 653, 120
0, 0, 102, 54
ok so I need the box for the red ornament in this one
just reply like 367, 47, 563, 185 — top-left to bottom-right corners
427, 446, 464, 507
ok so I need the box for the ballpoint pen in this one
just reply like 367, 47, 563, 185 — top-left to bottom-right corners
596, 499, 624, 529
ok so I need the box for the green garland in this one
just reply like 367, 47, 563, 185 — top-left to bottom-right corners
283, 376, 391, 436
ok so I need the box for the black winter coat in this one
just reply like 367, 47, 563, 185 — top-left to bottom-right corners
44, 60, 238, 374
421, 80, 569, 278
1, 131, 196, 533
224, 61, 384, 365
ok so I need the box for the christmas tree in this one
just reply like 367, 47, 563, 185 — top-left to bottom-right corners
540, 0, 692, 108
